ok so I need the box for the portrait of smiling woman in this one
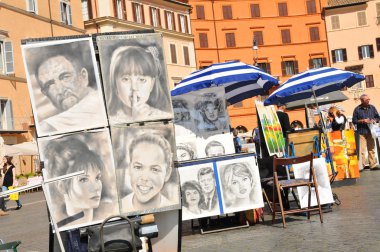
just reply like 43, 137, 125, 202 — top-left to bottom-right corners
40, 131, 119, 230
112, 124, 180, 215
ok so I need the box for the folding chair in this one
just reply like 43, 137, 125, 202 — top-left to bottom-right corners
272, 153, 323, 228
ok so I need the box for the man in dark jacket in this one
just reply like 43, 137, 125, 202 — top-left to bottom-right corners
277, 103, 292, 139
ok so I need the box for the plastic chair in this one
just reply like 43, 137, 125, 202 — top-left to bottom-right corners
272, 153, 323, 228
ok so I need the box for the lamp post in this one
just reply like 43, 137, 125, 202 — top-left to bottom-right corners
252, 37, 258, 66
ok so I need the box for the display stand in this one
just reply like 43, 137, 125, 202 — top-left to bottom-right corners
177, 153, 258, 235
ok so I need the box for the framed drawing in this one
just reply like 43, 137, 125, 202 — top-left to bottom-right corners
37, 129, 119, 231
178, 163, 220, 220
22, 37, 108, 137
97, 33, 173, 125
197, 133, 235, 159
111, 123, 180, 216
216, 156, 264, 214
175, 135, 198, 161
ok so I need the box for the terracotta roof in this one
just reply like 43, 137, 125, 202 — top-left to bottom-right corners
328, 0, 368, 7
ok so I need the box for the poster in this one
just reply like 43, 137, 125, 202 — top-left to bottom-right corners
172, 86, 230, 137
255, 101, 285, 157
216, 156, 264, 214
293, 157, 334, 209
178, 163, 220, 221
21, 37, 108, 137
37, 129, 119, 231
97, 33, 173, 125
111, 123, 180, 216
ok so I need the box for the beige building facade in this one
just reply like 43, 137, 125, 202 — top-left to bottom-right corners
0, 0, 85, 173
324, 0, 380, 117
83, 0, 196, 88
0, 0, 85, 144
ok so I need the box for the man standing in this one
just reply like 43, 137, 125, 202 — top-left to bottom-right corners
353, 94, 380, 170
276, 103, 292, 139
197, 167, 218, 211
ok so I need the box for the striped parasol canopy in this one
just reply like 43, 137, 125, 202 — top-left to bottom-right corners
171, 61, 279, 105
264, 67, 365, 106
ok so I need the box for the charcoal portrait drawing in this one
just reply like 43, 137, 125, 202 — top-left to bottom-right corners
38, 130, 119, 231
97, 33, 173, 124
22, 38, 108, 137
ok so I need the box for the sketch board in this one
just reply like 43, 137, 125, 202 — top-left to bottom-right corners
293, 157, 334, 208
21, 38, 108, 137
97, 33, 173, 125
37, 129, 119, 231
111, 123, 180, 216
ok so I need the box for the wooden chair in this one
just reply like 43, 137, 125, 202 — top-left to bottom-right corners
272, 153, 323, 228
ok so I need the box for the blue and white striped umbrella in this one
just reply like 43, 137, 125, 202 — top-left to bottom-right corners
264, 67, 365, 106
171, 61, 279, 104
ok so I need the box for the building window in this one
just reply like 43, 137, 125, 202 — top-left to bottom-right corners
331, 49, 347, 63
357, 11, 367, 26
306, 0, 316, 14
27, 0, 38, 13
82, 0, 92, 21
309, 58, 326, 69
309, 27, 320, 41
0, 41, 14, 74
183, 46, 190, 66
199, 33, 208, 48
196, 5, 205, 19
113, 0, 125, 19
365, 75, 374, 88
331, 16, 340, 30
376, 38, 380, 51
225, 33, 236, 47
358, 45, 374, 59
150, 7, 161, 27
278, 2, 288, 16
377, 3, 380, 24
165, 11, 175, 31
251, 4, 260, 17
132, 2, 144, 24
281, 60, 298, 76
178, 14, 188, 33
60, 1, 72, 25
257, 62, 271, 74
253, 31, 264, 45
0, 99, 14, 130
170, 44, 177, 64
223, 5, 233, 19
281, 29, 291, 44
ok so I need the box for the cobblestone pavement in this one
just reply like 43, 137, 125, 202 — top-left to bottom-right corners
1, 171, 380, 251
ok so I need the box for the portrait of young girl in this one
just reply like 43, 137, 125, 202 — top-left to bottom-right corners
97, 33, 173, 124
39, 131, 119, 231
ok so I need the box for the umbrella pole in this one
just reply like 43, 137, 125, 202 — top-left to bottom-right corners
312, 88, 336, 175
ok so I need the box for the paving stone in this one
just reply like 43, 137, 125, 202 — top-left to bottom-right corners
1, 171, 380, 251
